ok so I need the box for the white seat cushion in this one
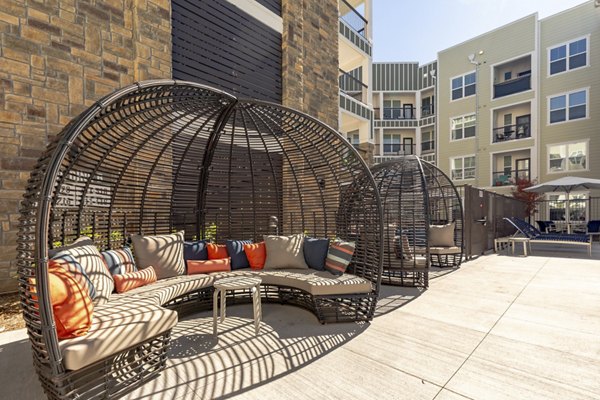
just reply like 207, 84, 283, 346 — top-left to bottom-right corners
59, 297, 177, 371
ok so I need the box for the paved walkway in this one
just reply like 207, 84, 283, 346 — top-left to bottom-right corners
1, 244, 599, 399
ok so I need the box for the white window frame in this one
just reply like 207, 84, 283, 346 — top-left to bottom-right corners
546, 140, 589, 174
450, 71, 476, 101
547, 87, 589, 125
450, 155, 476, 181
547, 35, 590, 77
450, 113, 476, 141
421, 153, 436, 165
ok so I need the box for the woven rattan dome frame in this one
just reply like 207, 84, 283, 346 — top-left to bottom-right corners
370, 156, 464, 287
17, 80, 383, 398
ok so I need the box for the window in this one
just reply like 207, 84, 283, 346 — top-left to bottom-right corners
422, 154, 436, 165
421, 96, 434, 116
548, 193, 588, 222
383, 99, 401, 119
451, 72, 476, 100
549, 37, 588, 75
383, 134, 402, 153
451, 156, 476, 180
548, 141, 588, 173
549, 89, 587, 124
504, 71, 512, 81
347, 131, 359, 147
421, 130, 434, 152
451, 114, 476, 140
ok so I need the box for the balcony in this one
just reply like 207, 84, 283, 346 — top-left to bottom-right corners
494, 74, 531, 98
492, 122, 531, 143
492, 168, 530, 187
374, 106, 416, 120
382, 143, 416, 156
339, 68, 368, 104
340, 0, 367, 37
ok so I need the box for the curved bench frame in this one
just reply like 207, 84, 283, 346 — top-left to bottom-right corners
17, 80, 383, 400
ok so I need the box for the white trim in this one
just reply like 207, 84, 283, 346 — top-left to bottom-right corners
450, 154, 476, 182
545, 139, 590, 175
449, 70, 476, 102
546, 87, 590, 126
449, 112, 476, 142
546, 34, 591, 78
225, 0, 282, 33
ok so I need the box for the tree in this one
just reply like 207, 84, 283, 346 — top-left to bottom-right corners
511, 178, 542, 217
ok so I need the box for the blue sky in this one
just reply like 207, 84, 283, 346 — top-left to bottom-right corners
372, 0, 589, 63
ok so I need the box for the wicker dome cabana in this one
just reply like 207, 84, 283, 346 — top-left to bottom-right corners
17, 80, 383, 398
370, 156, 464, 287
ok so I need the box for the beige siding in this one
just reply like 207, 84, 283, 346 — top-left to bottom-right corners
437, 14, 537, 187
539, 1, 600, 183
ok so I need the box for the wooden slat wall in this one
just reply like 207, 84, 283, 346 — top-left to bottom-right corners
171, 0, 282, 103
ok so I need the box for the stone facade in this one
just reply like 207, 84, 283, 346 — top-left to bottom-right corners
0, 0, 172, 293
281, 0, 339, 129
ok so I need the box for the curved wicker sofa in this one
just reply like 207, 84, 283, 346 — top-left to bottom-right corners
17, 80, 383, 399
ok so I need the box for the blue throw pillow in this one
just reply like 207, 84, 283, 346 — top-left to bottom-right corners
303, 237, 330, 271
184, 240, 209, 261
225, 240, 253, 270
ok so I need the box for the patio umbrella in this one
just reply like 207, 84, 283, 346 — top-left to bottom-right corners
525, 176, 600, 226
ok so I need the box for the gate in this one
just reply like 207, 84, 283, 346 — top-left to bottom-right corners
459, 185, 527, 258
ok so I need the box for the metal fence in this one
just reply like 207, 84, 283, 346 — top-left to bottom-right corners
532, 197, 600, 233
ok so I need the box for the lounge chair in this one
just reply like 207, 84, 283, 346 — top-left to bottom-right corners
505, 217, 592, 256
535, 220, 556, 233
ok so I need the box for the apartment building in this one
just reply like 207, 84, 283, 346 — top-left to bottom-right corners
338, 0, 374, 161
371, 62, 437, 165
436, 1, 599, 196
373, 1, 598, 204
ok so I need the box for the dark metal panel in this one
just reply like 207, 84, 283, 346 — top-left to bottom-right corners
255, 0, 281, 15
172, 0, 282, 102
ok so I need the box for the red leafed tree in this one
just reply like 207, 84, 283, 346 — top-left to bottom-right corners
511, 178, 542, 217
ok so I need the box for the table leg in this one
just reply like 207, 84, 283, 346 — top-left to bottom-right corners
511, 240, 515, 255
213, 288, 219, 336
252, 285, 261, 335
523, 241, 527, 257
220, 289, 226, 322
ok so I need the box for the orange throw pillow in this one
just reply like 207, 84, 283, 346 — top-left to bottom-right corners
187, 258, 231, 274
207, 243, 228, 259
244, 242, 266, 270
112, 267, 157, 293
48, 260, 94, 340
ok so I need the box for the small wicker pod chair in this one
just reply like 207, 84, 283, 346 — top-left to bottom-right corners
17, 80, 383, 399
369, 156, 464, 288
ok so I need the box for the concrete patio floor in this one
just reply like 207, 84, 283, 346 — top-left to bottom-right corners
1, 243, 599, 400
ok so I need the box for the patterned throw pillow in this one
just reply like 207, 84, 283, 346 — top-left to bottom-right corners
325, 240, 356, 276
51, 254, 97, 300
112, 267, 158, 293
101, 247, 137, 276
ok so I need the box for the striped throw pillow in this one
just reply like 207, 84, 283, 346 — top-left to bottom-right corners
325, 240, 355, 276
101, 247, 137, 276
51, 254, 97, 300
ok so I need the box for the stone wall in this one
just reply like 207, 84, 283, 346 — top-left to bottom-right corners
281, 0, 339, 128
0, 0, 172, 293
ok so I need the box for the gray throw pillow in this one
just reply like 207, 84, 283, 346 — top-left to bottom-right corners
263, 234, 309, 269
131, 231, 186, 280
429, 222, 455, 247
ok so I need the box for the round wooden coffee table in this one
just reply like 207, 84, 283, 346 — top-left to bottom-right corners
213, 276, 262, 336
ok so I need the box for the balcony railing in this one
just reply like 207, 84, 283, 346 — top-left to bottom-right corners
493, 74, 531, 98
339, 68, 368, 104
340, 0, 367, 37
421, 140, 435, 152
421, 104, 434, 117
374, 107, 416, 120
492, 168, 530, 186
492, 122, 531, 143
382, 144, 416, 156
